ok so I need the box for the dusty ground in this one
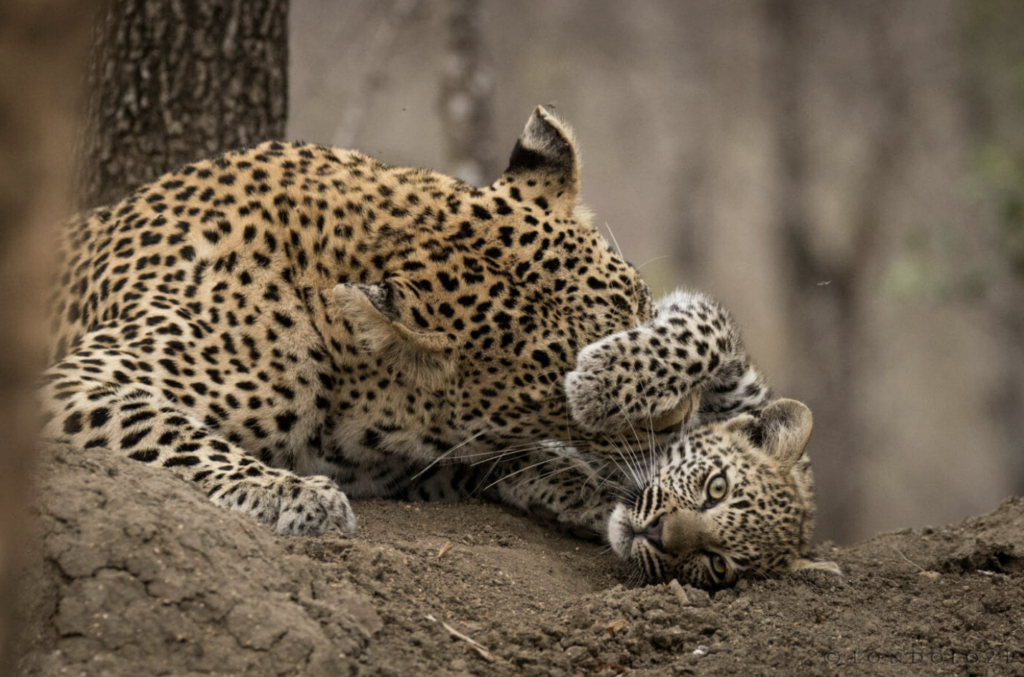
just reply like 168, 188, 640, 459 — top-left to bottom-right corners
13, 445, 1024, 676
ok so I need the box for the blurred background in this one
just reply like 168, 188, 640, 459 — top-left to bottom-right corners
290, 0, 1024, 542
1, 2, 1018, 668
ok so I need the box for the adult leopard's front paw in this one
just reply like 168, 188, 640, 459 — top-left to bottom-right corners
274, 474, 357, 537
208, 473, 356, 537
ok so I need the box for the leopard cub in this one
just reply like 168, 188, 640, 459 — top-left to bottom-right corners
566, 289, 840, 587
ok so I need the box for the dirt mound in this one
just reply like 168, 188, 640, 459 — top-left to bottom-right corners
17, 447, 380, 676
15, 447, 1024, 676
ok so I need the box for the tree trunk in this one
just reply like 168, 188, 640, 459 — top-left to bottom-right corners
0, 0, 96, 671
80, 0, 289, 209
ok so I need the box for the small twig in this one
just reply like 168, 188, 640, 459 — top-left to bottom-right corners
437, 541, 453, 559
891, 544, 924, 572
427, 614, 505, 664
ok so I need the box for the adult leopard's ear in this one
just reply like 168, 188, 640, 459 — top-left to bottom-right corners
730, 399, 813, 467
501, 105, 580, 211
331, 281, 454, 384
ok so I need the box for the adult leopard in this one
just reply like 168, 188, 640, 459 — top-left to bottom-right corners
42, 107, 684, 538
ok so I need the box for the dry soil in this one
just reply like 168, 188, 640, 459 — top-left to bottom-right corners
13, 445, 1024, 676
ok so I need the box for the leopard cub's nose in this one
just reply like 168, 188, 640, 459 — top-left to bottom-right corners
642, 514, 665, 549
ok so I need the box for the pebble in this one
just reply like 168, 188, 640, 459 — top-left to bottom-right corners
564, 645, 589, 661
651, 627, 685, 649
681, 584, 711, 608
729, 597, 751, 614
644, 608, 670, 625
668, 579, 689, 606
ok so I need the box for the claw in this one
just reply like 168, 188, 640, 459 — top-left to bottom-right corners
651, 391, 701, 434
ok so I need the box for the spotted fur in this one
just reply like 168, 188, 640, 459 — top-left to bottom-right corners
567, 290, 838, 587
41, 107, 661, 537
565, 289, 772, 434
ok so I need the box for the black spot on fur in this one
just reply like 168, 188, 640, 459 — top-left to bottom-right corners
63, 412, 83, 434
89, 408, 111, 428
275, 411, 298, 432
164, 455, 201, 468
128, 449, 159, 463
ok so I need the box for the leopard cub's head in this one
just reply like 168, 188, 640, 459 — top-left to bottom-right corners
607, 398, 840, 589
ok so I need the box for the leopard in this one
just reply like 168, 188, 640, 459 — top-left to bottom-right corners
41, 106, 699, 541
564, 288, 840, 587
41, 103, 833, 589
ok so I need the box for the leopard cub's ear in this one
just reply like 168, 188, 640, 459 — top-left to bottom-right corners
729, 399, 813, 468
331, 280, 454, 385
759, 399, 813, 466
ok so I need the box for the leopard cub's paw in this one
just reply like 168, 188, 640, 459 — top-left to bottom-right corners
564, 338, 629, 434
566, 330, 685, 437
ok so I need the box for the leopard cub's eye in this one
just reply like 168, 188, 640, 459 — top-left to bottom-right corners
710, 553, 727, 576
706, 473, 728, 502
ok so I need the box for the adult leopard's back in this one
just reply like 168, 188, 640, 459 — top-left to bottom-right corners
42, 106, 664, 536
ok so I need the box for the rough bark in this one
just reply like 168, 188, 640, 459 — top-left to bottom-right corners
0, 0, 97, 671
80, 0, 289, 209
439, 0, 498, 186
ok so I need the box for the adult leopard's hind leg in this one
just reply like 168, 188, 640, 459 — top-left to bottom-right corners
41, 348, 355, 537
